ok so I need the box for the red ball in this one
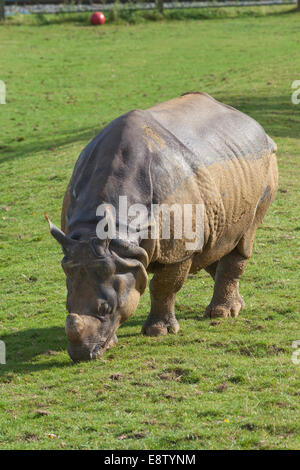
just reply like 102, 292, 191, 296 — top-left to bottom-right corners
90, 12, 106, 25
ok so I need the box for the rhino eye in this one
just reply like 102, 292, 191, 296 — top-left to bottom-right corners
98, 301, 111, 316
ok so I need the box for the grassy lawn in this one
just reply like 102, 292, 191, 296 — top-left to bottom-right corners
0, 7, 300, 450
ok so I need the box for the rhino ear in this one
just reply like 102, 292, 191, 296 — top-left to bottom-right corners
45, 213, 77, 253
110, 250, 148, 294
109, 239, 149, 268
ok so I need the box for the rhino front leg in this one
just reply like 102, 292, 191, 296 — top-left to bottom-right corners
205, 248, 247, 319
142, 259, 192, 337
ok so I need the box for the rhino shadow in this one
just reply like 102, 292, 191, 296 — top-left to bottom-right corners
222, 94, 300, 141
0, 125, 100, 164
0, 302, 210, 375
2, 92, 299, 166
0, 326, 71, 376
118, 301, 208, 338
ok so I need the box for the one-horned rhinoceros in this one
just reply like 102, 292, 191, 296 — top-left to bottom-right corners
47, 92, 278, 362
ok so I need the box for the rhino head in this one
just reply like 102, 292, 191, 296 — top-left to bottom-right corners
46, 217, 148, 362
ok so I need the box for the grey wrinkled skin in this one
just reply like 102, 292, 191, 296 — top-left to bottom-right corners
48, 92, 278, 362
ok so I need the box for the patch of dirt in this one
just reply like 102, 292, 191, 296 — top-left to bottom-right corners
210, 341, 225, 348
241, 423, 257, 431
215, 382, 228, 393
22, 432, 39, 442
162, 393, 177, 400
146, 361, 157, 369
131, 381, 152, 387
34, 409, 50, 416
275, 402, 290, 408
143, 419, 158, 425
110, 373, 125, 381
268, 345, 286, 355
158, 368, 185, 382
43, 350, 58, 356
117, 431, 148, 440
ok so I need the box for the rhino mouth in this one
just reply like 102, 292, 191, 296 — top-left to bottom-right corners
89, 342, 108, 360
65, 313, 118, 362
68, 342, 104, 362
89, 335, 118, 360
68, 337, 117, 362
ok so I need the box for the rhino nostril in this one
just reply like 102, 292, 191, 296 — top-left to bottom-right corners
98, 301, 111, 315
89, 350, 101, 360
89, 344, 104, 360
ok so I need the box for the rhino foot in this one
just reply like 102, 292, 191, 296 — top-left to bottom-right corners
205, 294, 245, 319
141, 317, 180, 337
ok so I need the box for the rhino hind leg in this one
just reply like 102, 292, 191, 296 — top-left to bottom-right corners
205, 261, 245, 316
204, 165, 278, 320
205, 248, 247, 319
141, 259, 192, 337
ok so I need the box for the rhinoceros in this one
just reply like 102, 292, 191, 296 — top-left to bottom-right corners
47, 92, 278, 362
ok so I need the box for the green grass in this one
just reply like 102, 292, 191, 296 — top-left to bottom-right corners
0, 7, 300, 450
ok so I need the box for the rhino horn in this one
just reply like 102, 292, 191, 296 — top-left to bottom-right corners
65, 313, 85, 343
45, 213, 77, 252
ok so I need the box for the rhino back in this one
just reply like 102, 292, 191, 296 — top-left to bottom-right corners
145, 93, 277, 263
148, 92, 276, 167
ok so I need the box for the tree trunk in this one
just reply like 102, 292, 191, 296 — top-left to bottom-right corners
298, 0, 300, 11
0, 0, 4, 21
156, 0, 164, 14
